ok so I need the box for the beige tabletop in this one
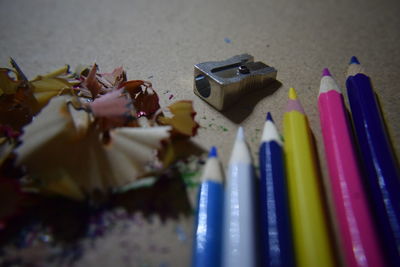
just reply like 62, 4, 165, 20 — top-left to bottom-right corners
1, 0, 399, 266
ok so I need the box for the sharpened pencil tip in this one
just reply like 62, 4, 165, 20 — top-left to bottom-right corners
208, 146, 217, 158
288, 87, 297, 100
349, 56, 360, 65
9, 57, 18, 69
236, 127, 245, 141
286, 87, 305, 114
266, 112, 274, 122
322, 68, 331, 77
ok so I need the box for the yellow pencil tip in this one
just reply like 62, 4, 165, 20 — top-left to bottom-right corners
288, 88, 297, 100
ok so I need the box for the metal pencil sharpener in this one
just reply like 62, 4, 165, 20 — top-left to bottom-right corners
194, 54, 277, 110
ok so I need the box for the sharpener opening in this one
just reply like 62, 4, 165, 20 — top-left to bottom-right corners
195, 74, 211, 98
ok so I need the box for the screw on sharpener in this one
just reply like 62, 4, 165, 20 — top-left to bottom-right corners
193, 54, 277, 110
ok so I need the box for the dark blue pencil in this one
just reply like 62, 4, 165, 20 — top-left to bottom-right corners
346, 56, 400, 266
259, 112, 295, 267
192, 146, 224, 267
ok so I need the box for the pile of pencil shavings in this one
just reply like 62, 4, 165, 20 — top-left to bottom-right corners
0, 59, 199, 204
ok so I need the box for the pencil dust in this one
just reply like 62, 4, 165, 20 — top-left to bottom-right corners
0, 59, 203, 266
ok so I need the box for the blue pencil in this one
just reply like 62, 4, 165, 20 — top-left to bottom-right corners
259, 112, 295, 267
192, 146, 224, 267
222, 127, 257, 267
346, 56, 400, 266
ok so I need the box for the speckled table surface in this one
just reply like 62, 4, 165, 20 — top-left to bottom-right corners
1, 0, 399, 266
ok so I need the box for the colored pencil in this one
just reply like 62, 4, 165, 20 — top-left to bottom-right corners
192, 146, 224, 267
346, 56, 400, 266
222, 127, 257, 267
318, 68, 385, 267
283, 87, 335, 267
259, 112, 295, 267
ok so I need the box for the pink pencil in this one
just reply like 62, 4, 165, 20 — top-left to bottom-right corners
318, 68, 385, 267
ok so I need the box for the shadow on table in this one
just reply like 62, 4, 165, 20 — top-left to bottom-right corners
0, 141, 203, 246
112, 172, 193, 221
113, 139, 204, 221
309, 129, 342, 266
221, 80, 282, 124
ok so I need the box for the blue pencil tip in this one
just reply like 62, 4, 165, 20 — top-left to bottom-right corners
266, 112, 274, 122
208, 146, 218, 158
349, 56, 360, 65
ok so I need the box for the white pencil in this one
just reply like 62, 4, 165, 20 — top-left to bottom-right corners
222, 127, 257, 267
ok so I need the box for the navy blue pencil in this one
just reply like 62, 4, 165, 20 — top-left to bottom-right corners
259, 112, 295, 267
346, 56, 400, 266
192, 146, 224, 267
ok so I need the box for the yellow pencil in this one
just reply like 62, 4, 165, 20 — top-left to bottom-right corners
283, 88, 335, 267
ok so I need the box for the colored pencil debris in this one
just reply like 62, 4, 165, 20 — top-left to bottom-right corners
0, 58, 199, 203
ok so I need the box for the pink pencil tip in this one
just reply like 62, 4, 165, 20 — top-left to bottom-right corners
322, 68, 331, 77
